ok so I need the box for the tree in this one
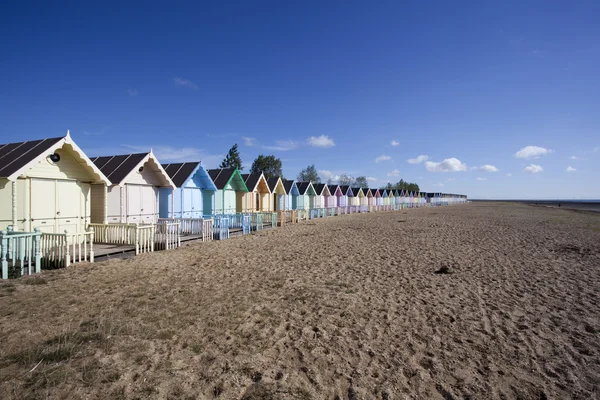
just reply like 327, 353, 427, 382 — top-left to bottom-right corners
250, 155, 282, 179
338, 173, 355, 186
297, 164, 320, 183
219, 144, 243, 170
354, 176, 368, 188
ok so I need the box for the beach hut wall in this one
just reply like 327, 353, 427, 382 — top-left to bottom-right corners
325, 184, 342, 207
0, 132, 110, 233
312, 183, 331, 209
283, 180, 300, 210
159, 162, 217, 219
207, 168, 248, 215
241, 172, 271, 212
267, 177, 287, 212
91, 150, 174, 224
296, 182, 317, 210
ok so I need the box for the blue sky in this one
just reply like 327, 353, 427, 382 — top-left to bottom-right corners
1, 1, 599, 199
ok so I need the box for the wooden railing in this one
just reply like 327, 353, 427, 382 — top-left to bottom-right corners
261, 212, 277, 228
1, 228, 41, 279
155, 221, 181, 251
89, 223, 154, 255
39, 230, 94, 269
203, 219, 214, 241
277, 210, 286, 227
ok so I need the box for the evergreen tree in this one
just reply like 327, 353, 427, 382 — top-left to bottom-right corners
250, 155, 283, 179
219, 143, 243, 170
297, 164, 321, 183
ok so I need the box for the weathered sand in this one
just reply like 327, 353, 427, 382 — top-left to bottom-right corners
1, 202, 599, 399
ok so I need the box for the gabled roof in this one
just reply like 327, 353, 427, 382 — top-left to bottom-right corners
313, 183, 326, 195
267, 177, 286, 194
296, 182, 315, 195
339, 185, 352, 196
0, 132, 109, 184
350, 187, 363, 196
207, 168, 248, 191
363, 188, 372, 196
241, 172, 269, 193
327, 184, 340, 195
162, 162, 217, 191
91, 151, 174, 188
162, 162, 198, 187
282, 179, 295, 193
371, 189, 380, 196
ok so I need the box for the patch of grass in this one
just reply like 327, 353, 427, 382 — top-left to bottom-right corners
21, 276, 47, 285
190, 343, 203, 354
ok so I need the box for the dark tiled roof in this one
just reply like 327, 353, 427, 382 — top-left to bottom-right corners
296, 182, 312, 195
363, 188, 372, 196
207, 168, 236, 189
327, 184, 339, 195
91, 153, 147, 185
339, 185, 350, 195
313, 183, 326, 195
0, 136, 64, 178
351, 187, 362, 196
267, 177, 282, 193
283, 180, 295, 192
242, 173, 262, 192
162, 162, 199, 187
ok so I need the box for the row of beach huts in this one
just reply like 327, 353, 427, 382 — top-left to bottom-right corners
0, 132, 467, 279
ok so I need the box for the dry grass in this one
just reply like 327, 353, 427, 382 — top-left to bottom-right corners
0, 203, 599, 399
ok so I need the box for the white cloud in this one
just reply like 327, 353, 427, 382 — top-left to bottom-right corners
447, 178, 456, 181
263, 140, 298, 151
566, 166, 577, 172
390, 140, 399, 147
433, 183, 444, 187
570, 156, 580, 160
367, 177, 378, 182
307, 135, 335, 148
387, 169, 400, 177
425, 158, 468, 172
319, 170, 340, 182
476, 177, 487, 181
242, 136, 257, 147
477, 164, 499, 172
127, 88, 138, 96
173, 77, 198, 89
506, 173, 512, 177
407, 155, 429, 164
375, 154, 392, 163
523, 164, 543, 173
515, 145, 552, 159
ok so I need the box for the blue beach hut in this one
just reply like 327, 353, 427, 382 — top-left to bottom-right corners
159, 162, 217, 219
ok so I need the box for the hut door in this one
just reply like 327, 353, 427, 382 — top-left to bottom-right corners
56, 180, 81, 234
256, 192, 260, 211
139, 185, 156, 223
182, 188, 193, 218
191, 189, 202, 218
30, 179, 56, 233
126, 185, 142, 223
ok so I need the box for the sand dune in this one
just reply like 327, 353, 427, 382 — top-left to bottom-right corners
1, 202, 599, 399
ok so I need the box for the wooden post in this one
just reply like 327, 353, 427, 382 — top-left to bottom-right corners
1, 230, 7, 279
12, 181, 17, 229
89, 229, 94, 263
64, 230, 70, 268
103, 185, 108, 224
135, 225, 140, 255
33, 228, 41, 273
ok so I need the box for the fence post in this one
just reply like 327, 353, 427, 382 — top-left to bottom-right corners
64, 230, 70, 268
1, 230, 7, 279
33, 228, 41, 273
89, 229, 94, 263
135, 226, 140, 255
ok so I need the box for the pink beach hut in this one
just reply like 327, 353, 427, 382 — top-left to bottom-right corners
326, 184, 342, 208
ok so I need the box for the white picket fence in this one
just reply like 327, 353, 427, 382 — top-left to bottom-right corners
89, 223, 155, 255
39, 230, 94, 269
155, 221, 181, 251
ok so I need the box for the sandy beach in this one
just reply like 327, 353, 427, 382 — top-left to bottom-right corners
1, 202, 599, 399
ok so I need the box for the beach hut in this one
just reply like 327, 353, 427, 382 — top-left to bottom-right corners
91, 151, 174, 224
338, 185, 351, 207
312, 183, 331, 209
283, 180, 300, 210
296, 182, 316, 210
0, 132, 110, 233
363, 188, 373, 207
348, 187, 363, 207
159, 162, 217, 219
267, 177, 286, 212
241, 173, 271, 212
381, 189, 390, 206
326, 184, 342, 208
394, 190, 402, 207
207, 168, 248, 215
